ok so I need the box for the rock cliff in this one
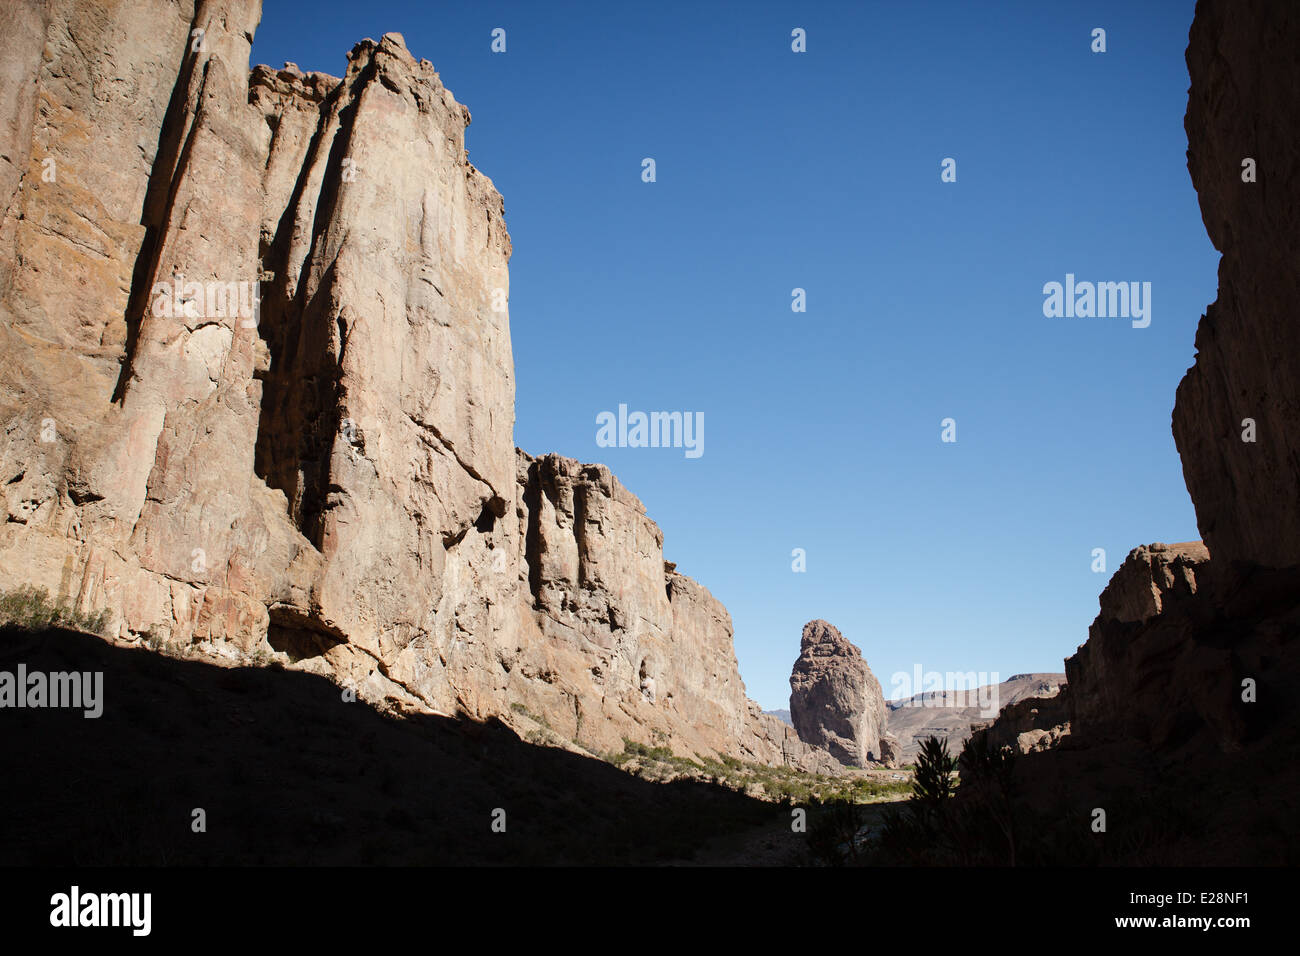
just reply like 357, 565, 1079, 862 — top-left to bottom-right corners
1030, 0, 1300, 759
1172, 0, 1300, 572
1063, 542, 1230, 748
0, 0, 825, 771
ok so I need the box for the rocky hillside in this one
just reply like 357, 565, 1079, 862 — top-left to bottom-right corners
0, 0, 819, 771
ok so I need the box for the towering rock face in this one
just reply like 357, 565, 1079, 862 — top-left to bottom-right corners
1173, 0, 1300, 572
982, 0, 1300, 764
1054, 0, 1300, 757
0, 0, 826, 771
0, 1, 518, 713
789, 620, 888, 767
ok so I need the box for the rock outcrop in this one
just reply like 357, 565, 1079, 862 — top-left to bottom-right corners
1064, 543, 1229, 747
507, 451, 831, 768
966, 684, 1071, 756
0, 0, 828, 772
877, 732, 902, 768
789, 620, 888, 767
887, 672, 1065, 760
973, 539, 1249, 759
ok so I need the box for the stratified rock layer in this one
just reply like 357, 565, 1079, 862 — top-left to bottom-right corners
0, 0, 825, 771
789, 620, 887, 767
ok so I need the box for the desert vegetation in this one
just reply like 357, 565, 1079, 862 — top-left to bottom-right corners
0, 586, 110, 637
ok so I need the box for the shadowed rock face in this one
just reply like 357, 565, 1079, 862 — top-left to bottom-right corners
789, 620, 887, 767
1173, 0, 1300, 572
1065, 543, 1222, 747
956, 0, 1300, 864
0, 0, 820, 769
1044, 0, 1300, 759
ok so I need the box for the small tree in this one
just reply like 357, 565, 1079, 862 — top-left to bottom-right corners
912, 735, 957, 804
879, 735, 956, 862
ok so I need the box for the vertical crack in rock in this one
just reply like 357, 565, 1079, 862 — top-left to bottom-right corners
253, 52, 376, 545
113, 9, 214, 403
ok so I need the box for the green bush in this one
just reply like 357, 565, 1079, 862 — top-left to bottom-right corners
0, 585, 110, 636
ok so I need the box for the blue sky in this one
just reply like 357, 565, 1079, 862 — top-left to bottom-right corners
253, 0, 1216, 709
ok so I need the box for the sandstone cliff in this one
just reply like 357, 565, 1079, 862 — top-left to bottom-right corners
0, 0, 822, 771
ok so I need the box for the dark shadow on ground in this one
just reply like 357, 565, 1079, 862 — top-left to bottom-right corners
0, 626, 788, 865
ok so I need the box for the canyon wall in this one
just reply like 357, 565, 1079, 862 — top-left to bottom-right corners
969, 2, 1300, 830
0, 0, 823, 770
1172, 0, 1300, 573
1052, 0, 1300, 757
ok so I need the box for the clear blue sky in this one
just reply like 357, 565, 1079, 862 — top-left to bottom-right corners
253, 0, 1215, 709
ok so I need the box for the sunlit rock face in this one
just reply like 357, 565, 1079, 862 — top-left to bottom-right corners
0, 0, 833, 769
